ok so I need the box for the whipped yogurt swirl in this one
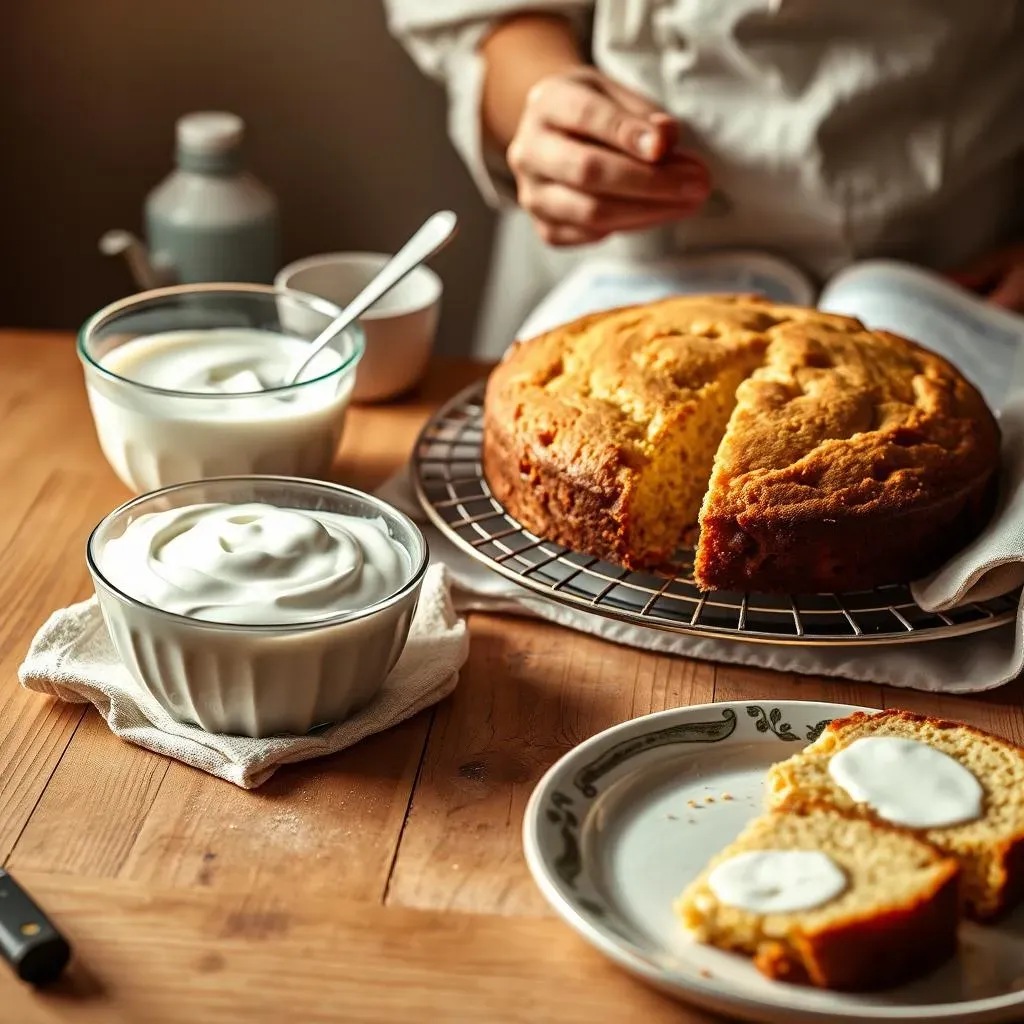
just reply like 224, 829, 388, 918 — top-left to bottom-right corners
101, 502, 410, 624
100, 329, 344, 395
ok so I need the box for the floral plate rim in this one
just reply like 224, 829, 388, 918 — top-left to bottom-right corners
522, 699, 1024, 1024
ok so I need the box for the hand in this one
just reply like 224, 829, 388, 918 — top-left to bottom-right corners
949, 244, 1024, 313
506, 67, 711, 247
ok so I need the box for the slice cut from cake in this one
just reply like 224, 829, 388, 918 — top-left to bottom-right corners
675, 804, 959, 991
693, 311, 999, 593
483, 298, 770, 569
765, 710, 1024, 919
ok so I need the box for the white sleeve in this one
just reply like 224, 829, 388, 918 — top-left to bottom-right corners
383, 1, 594, 207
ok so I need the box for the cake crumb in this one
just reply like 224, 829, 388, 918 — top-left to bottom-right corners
687, 799, 698, 808
721, 792, 734, 801
705, 796, 715, 804
699, 968, 713, 979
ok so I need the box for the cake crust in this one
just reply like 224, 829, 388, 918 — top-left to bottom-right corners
755, 856, 959, 991
483, 296, 1000, 593
675, 803, 960, 991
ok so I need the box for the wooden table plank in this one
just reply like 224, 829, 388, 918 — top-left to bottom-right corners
118, 715, 431, 899
0, 690, 85, 863
386, 616, 716, 915
0, 469, 102, 645
0, 466, 112, 863
7, 713, 169, 878
711, 663, 883, 711
0, 334, 135, 866
0, 334, 113, 476
2, 871, 722, 1024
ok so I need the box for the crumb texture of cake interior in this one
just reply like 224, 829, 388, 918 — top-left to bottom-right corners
674, 804, 959, 991
482, 295, 999, 593
483, 298, 770, 569
765, 710, 1024, 920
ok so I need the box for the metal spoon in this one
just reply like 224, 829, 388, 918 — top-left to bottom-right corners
286, 210, 458, 386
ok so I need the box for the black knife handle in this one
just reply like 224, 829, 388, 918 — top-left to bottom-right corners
0, 870, 70, 985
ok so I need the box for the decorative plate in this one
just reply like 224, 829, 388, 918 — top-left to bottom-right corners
523, 700, 1024, 1023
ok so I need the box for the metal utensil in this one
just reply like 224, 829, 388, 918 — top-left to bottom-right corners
285, 210, 457, 386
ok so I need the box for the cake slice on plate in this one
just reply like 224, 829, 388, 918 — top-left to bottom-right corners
675, 804, 960, 991
765, 710, 1024, 919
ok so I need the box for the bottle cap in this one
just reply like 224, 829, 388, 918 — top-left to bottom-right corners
176, 112, 244, 156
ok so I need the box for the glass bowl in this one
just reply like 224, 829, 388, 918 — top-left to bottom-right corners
78, 284, 365, 493
87, 476, 428, 737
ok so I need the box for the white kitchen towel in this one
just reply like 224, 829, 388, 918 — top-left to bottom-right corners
19, 564, 468, 789
380, 391, 1024, 693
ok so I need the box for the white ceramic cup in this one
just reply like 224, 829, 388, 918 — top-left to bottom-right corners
276, 252, 442, 403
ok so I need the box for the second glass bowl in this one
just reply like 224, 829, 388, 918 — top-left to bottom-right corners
78, 284, 365, 493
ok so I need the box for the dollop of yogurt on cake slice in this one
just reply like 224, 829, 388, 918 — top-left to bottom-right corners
828, 736, 983, 828
707, 850, 847, 914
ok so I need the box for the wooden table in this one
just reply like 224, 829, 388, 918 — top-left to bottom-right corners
1, 330, 1022, 1023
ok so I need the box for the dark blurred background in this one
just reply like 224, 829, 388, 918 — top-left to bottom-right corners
0, 1, 496, 355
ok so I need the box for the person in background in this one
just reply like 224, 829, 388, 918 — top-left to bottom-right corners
384, 2, 1024, 358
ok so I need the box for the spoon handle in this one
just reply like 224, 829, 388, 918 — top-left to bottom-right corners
290, 210, 458, 384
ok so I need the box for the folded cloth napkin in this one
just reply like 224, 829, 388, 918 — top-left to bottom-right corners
19, 564, 468, 788
379, 391, 1024, 694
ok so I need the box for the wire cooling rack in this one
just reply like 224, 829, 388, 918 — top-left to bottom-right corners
412, 381, 1019, 646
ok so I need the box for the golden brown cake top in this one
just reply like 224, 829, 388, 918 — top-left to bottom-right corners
489, 295, 1000, 521
703, 305, 1000, 522
486, 295, 776, 468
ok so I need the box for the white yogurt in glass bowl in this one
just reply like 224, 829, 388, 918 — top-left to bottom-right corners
78, 285, 364, 493
87, 477, 427, 737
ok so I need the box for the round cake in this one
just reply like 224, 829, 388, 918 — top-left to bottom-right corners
482, 295, 1000, 593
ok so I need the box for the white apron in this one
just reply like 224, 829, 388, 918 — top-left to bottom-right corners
386, 0, 1024, 356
